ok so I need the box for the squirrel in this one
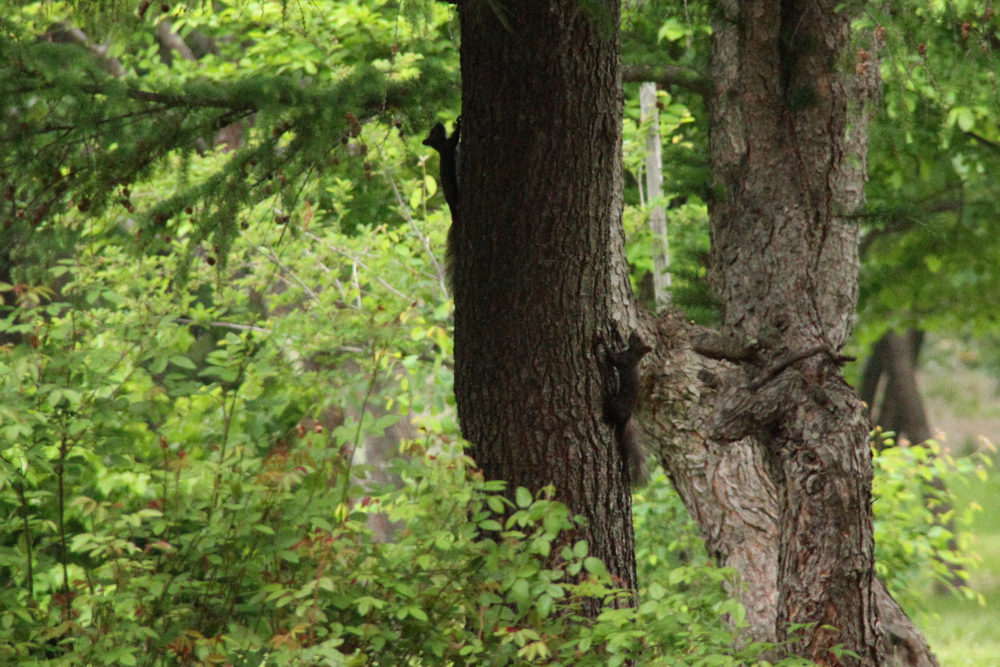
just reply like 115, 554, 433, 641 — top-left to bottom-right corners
604, 331, 653, 488
422, 118, 461, 281
422, 119, 461, 222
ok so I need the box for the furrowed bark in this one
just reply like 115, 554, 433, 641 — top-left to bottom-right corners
639, 314, 940, 666
698, 0, 882, 662
456, 0, 639, 599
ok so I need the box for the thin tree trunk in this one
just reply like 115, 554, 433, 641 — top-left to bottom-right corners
639, 82, 671, 309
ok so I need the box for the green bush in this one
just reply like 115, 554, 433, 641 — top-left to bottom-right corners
872, 430, 989, 611
1, 227, 990, 666
0, 229, 790, 667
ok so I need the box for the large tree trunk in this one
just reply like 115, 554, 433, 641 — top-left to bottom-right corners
676, 0, 881, 663
633, 3, 940, 659
453, 0, 938, 664
455, 0, 640, 594
638, 1, 939, 664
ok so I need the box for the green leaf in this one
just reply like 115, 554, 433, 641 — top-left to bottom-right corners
487, 495, 506, 513
536, 593, 554, 618
409, 187, 422, 211
170, 355, 197, 370
583, 557, 607, 577
950, 106, 976, 132
657, 18, 688, 42
510, 578, 530, 604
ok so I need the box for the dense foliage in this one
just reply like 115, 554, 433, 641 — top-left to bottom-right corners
0, 219, 767, 666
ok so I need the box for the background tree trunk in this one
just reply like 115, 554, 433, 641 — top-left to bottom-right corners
861, 329, 960, 589
456, 0, 640, 595
862, 329, 931, 444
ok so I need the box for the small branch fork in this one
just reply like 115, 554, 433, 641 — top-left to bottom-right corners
690, 330, 856, 392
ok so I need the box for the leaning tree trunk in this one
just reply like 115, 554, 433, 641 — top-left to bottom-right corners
676, 0, 882, 663
628, 2, 943, 662
455, 0, 640, 594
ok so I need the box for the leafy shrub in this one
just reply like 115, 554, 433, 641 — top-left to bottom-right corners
871, 430, 990, 611
0, 228, 790, 667
1, 217, 989, 667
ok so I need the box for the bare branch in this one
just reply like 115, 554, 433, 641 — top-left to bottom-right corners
965, 130, 1000, 155
301, 231, 412, 302
387, 173, 450, 301
174, 318, 271, 334
622, 64, 712, 98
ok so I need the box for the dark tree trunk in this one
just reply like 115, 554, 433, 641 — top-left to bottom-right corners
690, 0, 881, 663
455, 0, 640, 594
862, 329, 931, 444
861, 329, 959, 589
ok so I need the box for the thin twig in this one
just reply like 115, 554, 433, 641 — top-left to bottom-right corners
247, 239, 321, 302
301, 231, 411, 301
351, 261, 362, 309
174, 318, 271, 334
387, 173, 450, 300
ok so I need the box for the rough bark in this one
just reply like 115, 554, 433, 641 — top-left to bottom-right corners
455, 0, 639, 594
639, 314, 940, 667
691, 0, 880, 663
624, 6, 941, 659
451, 0, 940, 662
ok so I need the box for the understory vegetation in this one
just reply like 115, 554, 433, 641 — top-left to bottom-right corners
0, 216, 989, 665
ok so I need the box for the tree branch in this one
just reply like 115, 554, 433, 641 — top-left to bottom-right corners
77, 84, 257, 111
965, 130, 1000, 155
156, 19, 196, 63
690, 330, 759, 362
622, 64, 712, 98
